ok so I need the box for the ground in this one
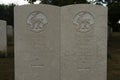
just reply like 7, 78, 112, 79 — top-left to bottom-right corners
0, 32, 120, 80
108, 32, 120, 80
0, 58, 14, 80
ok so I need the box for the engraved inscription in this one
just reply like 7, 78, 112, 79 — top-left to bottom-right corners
27, 11, 48, 32
30, 57, 45, 69
73, 11, 94, 32
77, 55, 93, 71
77, 68, 90, 71
31, 64, 44, 68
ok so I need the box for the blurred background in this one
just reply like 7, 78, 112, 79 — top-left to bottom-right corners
0, 0, 120, 80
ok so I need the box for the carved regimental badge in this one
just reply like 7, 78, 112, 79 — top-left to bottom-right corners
27, 11, 48, 32
73, 11, 94, 32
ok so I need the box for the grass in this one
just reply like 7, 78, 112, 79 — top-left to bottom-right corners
108, 32, 120, 80
0, 42, 14, 80
0, 58, 14, 80
0, 51, 6, 58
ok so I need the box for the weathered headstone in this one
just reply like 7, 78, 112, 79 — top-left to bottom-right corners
0, 20, 7, 57
15, 4, 107, 80
7, 25, 13, 37
61, 5, 107, 80
7, 25, 14, 57
14, 5, 60, 80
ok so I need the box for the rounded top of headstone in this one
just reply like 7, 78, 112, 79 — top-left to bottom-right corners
62, 4, 107, 9
14, 4, 59, 9
0, 20, 6, 23
0, 20, 7, 27
7, 25, 13, 29
14, 4, 108, 9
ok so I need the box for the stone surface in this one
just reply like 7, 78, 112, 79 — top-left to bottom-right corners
7, 25, 13, 37
0, 20, 7, 56
15, 4, 107, 80
61, 4, 107, 80
14, 5, 60, 80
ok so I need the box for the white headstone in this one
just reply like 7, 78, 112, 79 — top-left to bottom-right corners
61, 4, 107, 80
14, 5, 60, 80
7, 25, 13, 37
15, 4, 107, 80
0, 20, 7, 56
